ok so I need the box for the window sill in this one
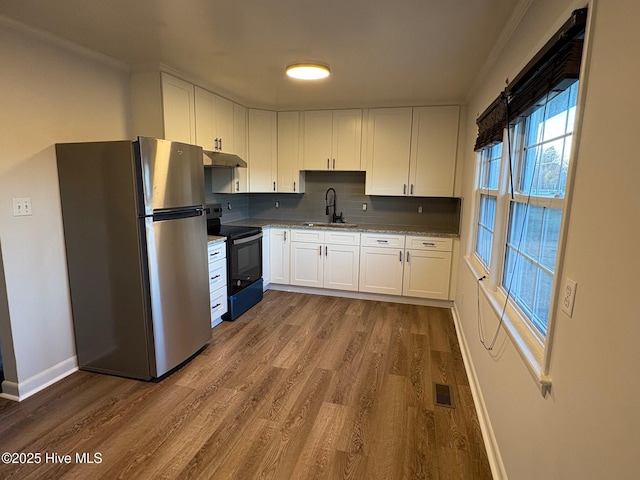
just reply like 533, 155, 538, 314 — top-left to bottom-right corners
463, 255, 552, 397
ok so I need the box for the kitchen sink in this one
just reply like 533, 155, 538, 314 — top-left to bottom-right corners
301, 222, 359, 228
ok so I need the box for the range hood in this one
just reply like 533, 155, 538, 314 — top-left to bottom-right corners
202, 150, 247, 168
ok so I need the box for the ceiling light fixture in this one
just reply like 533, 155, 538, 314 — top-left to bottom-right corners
286, 62, 330, 80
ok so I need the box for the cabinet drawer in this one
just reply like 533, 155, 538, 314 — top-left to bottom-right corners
360, 233, 405, 248
324, 230, 360, 246
405, 236, 452, 252
210, 286, 228, 319
291, 229, 324, 243
208, 258, 227, 292
207, 241, 226, 263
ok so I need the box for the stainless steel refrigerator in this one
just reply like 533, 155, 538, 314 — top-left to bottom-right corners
56, 137, 211, 380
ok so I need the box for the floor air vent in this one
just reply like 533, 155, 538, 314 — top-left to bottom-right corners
434, 383, 454, 408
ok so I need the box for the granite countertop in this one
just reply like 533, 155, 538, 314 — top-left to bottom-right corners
207, 235, 226, 243
222, 218, 459, 238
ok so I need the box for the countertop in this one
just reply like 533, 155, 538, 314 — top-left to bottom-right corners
207, 235, 226, 243
222, 218, 459, 238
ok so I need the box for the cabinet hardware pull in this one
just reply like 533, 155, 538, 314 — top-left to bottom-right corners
273, 181, 276, 191
423, 242, 435, 247
236, 180, 239, 191
377, 239, 388, 243
410, 184, 414, 195
210, 275, 220, 280
210, 251, 219, 256
403, 184, 407, 195
212, 303, 221, 309
319, 245, 322, 255
327, 158, 330, 170
294, 181, 296, 192
406, 251, 410, 263
284, 231, 287, 241
333, 158, 336, 169
325, 245, 327, 256
399, 251, 403, 262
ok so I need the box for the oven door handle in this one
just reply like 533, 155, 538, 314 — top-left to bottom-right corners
231, 232, 263, 245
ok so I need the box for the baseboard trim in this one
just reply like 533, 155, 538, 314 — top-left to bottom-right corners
451, 304, 507, 480
267, 283, 454, 308
0, 356, 78, 402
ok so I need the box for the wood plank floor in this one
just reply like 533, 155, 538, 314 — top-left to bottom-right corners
0, 291, 492, 480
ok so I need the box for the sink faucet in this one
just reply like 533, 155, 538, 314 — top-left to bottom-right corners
325, 187, 344, 223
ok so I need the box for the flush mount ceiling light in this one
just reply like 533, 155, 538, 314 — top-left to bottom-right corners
286, 62, 330, 80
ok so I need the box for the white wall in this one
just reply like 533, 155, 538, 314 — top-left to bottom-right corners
456, 1, 640, 478
0, 18, 130, 399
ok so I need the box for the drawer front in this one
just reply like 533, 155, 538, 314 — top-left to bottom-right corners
210, 286, 228, 320
290, 229, 325, 243
207, 241, 226, 263
405, 236, 452, 252
360, 233, 405, 249
208, 258, 227, 292
324, 230, 360, 246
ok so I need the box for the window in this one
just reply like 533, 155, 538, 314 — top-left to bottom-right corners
475, 143, 502, 269
503, 83, 578, 337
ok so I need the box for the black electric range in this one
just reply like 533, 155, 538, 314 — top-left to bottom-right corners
206, 204, 263, 320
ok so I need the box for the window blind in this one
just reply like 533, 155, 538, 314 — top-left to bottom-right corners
474, 8, 587, 151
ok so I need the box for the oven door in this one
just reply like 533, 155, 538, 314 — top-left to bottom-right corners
228, 231, 263, 294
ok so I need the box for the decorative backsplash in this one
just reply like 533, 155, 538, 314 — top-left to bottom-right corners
206, 170, 461, 233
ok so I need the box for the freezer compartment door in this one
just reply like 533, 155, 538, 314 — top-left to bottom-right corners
144, 212, 211, 377
137, 137, 205, 215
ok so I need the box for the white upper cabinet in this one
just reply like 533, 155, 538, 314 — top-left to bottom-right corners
277, 111, 305, 193
409, 106, 459, 197
210, 103, 248, 194
303, 109, 363, 171
364, 106, 459, 196
130, 72, 196, 144
364, 107, 413, 195
194, 87, 234, 153
248, 109, 278, 192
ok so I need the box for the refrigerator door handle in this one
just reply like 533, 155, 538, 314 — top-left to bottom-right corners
152, 207, 205, 222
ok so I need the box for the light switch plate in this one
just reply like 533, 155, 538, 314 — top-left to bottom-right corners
12, 197, 32, 216
560, 277, 577, 317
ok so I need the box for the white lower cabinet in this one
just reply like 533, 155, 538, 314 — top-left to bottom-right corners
207, 240, 228, 328
403, 236, 452, 300
359, 233, 405, 295
261, 227, 271, 287
270, 228, 290, 284
290, 229, 360, 291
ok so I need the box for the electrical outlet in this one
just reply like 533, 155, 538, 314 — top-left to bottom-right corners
418, 205, 423, 213
560, 277, 577, 317
12, 197, 32, 216
275, 201, 280, 208
227, 202, 232, 210
362, 203, 367, 211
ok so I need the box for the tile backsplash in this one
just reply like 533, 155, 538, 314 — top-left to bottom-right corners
206, 170, 461, 233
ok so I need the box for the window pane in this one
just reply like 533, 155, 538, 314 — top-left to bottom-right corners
476, 195, 496, 268
504, 203, 562, 337
488, 143, 502, 189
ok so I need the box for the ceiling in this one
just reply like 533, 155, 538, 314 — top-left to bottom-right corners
0, 0, 523, 109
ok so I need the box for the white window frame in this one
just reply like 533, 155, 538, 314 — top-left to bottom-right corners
474, 143, 502, 271
466, 78, 586, 396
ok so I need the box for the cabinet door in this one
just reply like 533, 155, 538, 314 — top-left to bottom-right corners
161, 73, 195, 144
358, 246, 404, 295
248, 109, 278, 192
270, 228, 290, 284
290, 242, 324, 288
332, 109, 362, 170
325, 244, 360, 291
194, 86, 216, 151
278, 111, 303, 193
402, 249, 452, 299
262, 227, 271, 286
233, 103, 248, 192
215, 95, 234, 154
409, 106, 459, 196
302, 110, 333, 170
364, 108, 412, 195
